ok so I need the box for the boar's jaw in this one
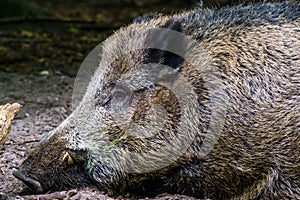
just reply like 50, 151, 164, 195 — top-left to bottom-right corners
13, 169, 43, 193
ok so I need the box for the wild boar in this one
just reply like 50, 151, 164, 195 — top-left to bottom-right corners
14, 1, 299, 199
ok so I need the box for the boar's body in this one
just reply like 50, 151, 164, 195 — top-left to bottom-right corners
14, 2, 299, 200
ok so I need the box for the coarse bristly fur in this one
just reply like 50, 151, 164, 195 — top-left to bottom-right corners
14, 1, 299, 200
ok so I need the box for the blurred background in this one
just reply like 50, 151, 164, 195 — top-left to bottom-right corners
0, 0, 259, 77
0, 0, 193, 77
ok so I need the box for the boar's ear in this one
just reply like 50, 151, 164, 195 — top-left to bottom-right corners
133, 13, 162, 24
162, 17, 182, 33
148, 17, 185, 70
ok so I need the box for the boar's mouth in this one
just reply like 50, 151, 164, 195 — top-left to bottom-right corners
13, 169, 43, 193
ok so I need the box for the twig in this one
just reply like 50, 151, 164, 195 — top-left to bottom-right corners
23, 191, 66, 200
22, 190, 77, 200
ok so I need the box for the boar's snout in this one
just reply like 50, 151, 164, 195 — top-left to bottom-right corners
13, 135, 93, 193
13, 169, 43, 193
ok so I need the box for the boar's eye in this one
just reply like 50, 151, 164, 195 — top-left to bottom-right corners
110, 84, 132, 110
61, 152, 74, 168
112, 88, 127, 101
95, 83, 115, 107
96, 82, 132, 110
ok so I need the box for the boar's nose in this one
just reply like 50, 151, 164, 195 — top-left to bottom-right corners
13, 169, 43, 193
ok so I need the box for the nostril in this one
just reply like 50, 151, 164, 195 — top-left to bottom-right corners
13, 170, 43, 193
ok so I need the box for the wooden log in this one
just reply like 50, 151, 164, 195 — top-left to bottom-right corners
0, 103, 21, 149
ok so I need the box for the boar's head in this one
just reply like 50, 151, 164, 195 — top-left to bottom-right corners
14, 17, 211, 196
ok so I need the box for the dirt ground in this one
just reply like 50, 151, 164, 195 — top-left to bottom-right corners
0, 72, 73, 198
